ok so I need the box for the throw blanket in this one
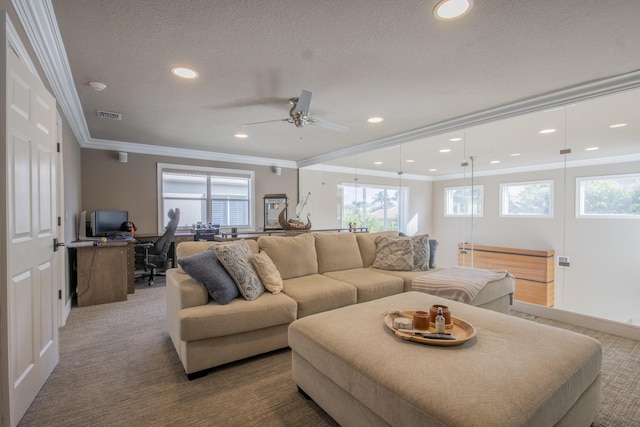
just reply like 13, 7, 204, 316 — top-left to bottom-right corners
412, 266, 512, 303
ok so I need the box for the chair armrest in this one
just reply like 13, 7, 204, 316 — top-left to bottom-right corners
135, 242, 155, 249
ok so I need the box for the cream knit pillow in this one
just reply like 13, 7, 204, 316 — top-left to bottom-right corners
251, 251, 283, 294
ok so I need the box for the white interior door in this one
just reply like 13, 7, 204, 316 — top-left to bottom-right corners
4, 44, 59, 426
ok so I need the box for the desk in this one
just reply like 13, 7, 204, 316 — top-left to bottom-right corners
70, 242, 129, 306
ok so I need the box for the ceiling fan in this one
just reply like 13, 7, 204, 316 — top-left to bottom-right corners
243, 90, 348, 132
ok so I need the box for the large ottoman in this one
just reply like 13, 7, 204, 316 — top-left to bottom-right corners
289, 291, 601, 426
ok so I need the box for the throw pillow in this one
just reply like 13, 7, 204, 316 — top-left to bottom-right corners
410, 234, 430, 271
178, 247, 239, 305
372, 236, 414, 271
429, 239, 439, 269
251, 251, 283, 294
213, 240, 265, 301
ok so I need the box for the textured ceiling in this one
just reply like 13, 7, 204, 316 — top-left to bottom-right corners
48, 0, 640, 175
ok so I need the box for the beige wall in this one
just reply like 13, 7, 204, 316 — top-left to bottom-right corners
80, 149, 298, 235
62, 120, 82, 245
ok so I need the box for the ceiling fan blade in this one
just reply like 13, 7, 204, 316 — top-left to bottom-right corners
242, 118, 289, 126
308, 116, 349, 132
295, 90, 312, 116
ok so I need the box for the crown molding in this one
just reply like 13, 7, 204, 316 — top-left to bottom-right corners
432, 153, 640, 181
301, 164, 432, 182
86, 137, 298, 169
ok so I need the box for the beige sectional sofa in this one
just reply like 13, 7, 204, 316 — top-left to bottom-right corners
166, 231, 515, 378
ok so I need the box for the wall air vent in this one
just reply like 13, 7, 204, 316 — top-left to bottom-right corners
96, 110, 122, 120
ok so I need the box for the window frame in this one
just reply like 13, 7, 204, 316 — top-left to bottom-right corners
444, 185, 484, 217
499, 180, 553, 218
340, 182, 408, 233
576, 173, 640, 219
157, 163, 255, 233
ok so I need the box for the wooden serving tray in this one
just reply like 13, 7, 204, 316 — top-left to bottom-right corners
384, 310, 477, 347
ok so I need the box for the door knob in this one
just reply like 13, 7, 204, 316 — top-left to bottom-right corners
53, 238, 65, 252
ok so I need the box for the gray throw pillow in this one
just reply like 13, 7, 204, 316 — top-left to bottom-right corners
429, 239, 439, 269
178, 247, 239, 305
214, 240, 265, 301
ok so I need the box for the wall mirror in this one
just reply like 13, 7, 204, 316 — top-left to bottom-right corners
300, 85, 640, 335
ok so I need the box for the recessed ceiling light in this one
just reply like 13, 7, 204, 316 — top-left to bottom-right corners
609, 123, 627, 128
539, 128, 557, 134
405, 159, 415, 163
490, 160, 501, 164
439, 149, 451, 153
171, 67, 199, 79
585, 147, 599, 151
433, 0, 473, 20
374, 161, 383, 165
234, 133, 248, 139
449, 137, 462, 142
510, 153, 521, 157
367, 117, 384, 123
429, 168, 438, 172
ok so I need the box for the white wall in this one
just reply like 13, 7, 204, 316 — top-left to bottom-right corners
432, 160, 640, 323
299, 168, 433, 235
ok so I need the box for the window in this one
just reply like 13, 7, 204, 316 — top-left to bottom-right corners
499, 180, 552, 217
158, 163, 254, 231
444, 185, 484, 217
341, 183, 407, 232
577, 174, 640, 218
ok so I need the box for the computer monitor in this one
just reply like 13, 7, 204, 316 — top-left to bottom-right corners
90, 210, 128, 237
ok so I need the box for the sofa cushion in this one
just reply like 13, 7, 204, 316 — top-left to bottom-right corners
355, 231, 399, 267
175, 240, 259, 274
324, 268, 404, 303
258, 233, 318, 280
372, 235, 414, 271
315, 232, 364, 274
372, 268, 441, 292
214, 240, 265, 301
179, 292, 298, 341
178, 246, 239, 305
282, 274, 357, 318
251, 251, 284, 294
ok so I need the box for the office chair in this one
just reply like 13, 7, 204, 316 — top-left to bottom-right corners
135, 208, 180, 285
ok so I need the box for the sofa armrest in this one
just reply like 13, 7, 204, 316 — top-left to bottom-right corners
166, 268, 209, 356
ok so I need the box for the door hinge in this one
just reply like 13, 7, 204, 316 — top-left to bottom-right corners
58, 289, 62, 300
57, 142, 61, 153
58, 216, 62, 226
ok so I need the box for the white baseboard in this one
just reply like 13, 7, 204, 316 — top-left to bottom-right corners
62, 298, 72, 327
512, 301, 640, 341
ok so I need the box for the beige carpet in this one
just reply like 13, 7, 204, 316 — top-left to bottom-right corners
19, 282, 639, 426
